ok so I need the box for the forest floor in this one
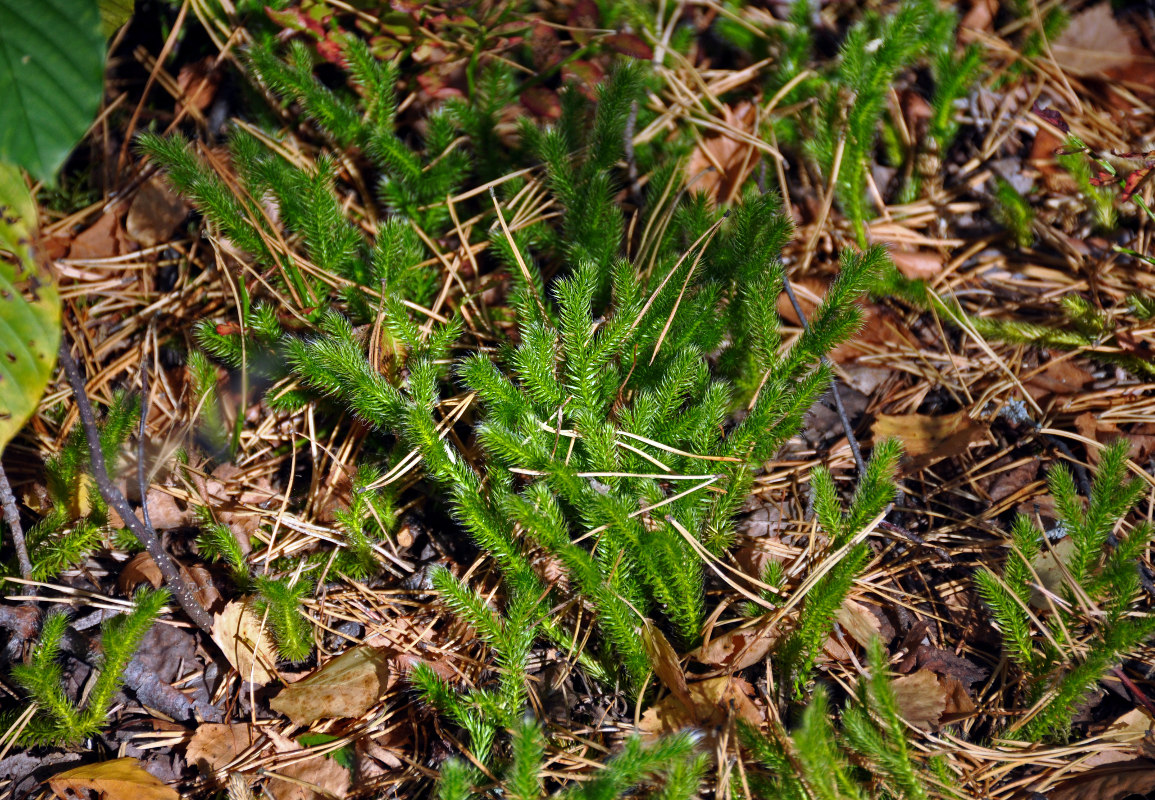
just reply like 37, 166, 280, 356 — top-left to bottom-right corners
5, 1, 1155, 799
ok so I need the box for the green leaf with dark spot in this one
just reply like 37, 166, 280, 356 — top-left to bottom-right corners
0, 0, 106, 183
0, 163, 61, 454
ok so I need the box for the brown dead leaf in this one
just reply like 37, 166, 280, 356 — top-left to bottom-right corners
176, 57, 221, 113
872, 410, 987, 469
271, 646, 394, 725
66, 212, 131, 261
193, 463, 278, 549
890, 669, 947, 730
887, 249, 944, 280
1045, 758, 1155, 800
1026, 355, 1095, 400
266, 754, 351, 800
939, 675, 976, 720
692, 620, 780, 673
685, 101, 760, 204
186, 723, 257, 773
119, 552, 164, 595
639, 676, 762, 738
211, 599, 278, 685
641, 620, 691, 708
49, 757, 179, 800
988, 460, 1040, 504
136, 487, 190, 530
837, 599, 884, 649
1052, 4, 1137, 77
126, 178, 189, 248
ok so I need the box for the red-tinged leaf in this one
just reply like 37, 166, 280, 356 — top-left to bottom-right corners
265, 6, 309, 32
1031, 102, 1069, 133
521, 86, 561, 120
562, 60, 604, 99
316, 35, 347, 67
568, 0, 599, 30
1089, 169, 1118, 187
1121, 166, 1153, 201
603, 32, 653, 60
216, 322, 242, 336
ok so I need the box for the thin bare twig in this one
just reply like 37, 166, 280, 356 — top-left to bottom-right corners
0, 462, 32, 581
781, 275, 866, 475
58, 339, 213, 633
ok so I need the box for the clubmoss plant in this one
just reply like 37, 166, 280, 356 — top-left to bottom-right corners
13, 588, 167, 745
776, 439, 902, 697
17, 391, 139, 581
975, 439, 1155, 741
741, 638, 955, 800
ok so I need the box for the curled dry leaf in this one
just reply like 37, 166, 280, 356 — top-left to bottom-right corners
118, 551, 164, 595
49, 757, 179, 800
887, 248, 944, 280
890, 669, 947, 730
692, 620, 780, 673
186, 723, 257, 773
641, 620, 691, 708
685, 101, 761, 204
871, 410, 988, 470
266, 754, 351, 800
126, 177, 189, 248
271, 645, 395, 725
1044, 758, 1155, 800
211, 599, 278, 685
639, 676, 763, 739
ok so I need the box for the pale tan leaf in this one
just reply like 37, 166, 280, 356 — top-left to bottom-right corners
1045, 758, 1155, 800
266, 754, 351, 800
211, 599, 277, 685
691, 620, 780, 673
271, 646, 394, 725
639, 676, 762, 738
836, 599, 883, 649
871, 410, 987, 468
641, 619, 691, 708
890, 670, 947, 730
1052, 3, 1137, 76
187, 723, 257, 773
49, 757, 179, 800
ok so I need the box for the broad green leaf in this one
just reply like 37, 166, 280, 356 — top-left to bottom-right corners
99, 0, 133, 37
0, 0, 105, 183
0, 164, 61, 453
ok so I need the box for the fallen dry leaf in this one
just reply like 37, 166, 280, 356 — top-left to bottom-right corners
871, 410, 988, 469
118, 552, 164, 595
135, 487, 190, 530
692, 620, 780, 673
641, 620, 691, 708
211, 599, 278, 685
640, 676, 763, 739
265, 753, 351, 800
271, 646, 394, 725
49, 757, 179, 800
1052, 3, 1137, 76
186, 723, 257, 773
890, 669, 947, 730
65, 212, 132, 261
1044, 758, 1155, 800
887, 248, 944, 280
685, 101, 761, 204
126, 177, 189, 248
193, 463, 278, 549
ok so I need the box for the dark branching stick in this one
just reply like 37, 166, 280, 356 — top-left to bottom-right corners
0, 461, 33, 580
138, 360, 153, 533
783, 276, 951, 562
781, 275, 866, 475
58, 340, 213, 633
